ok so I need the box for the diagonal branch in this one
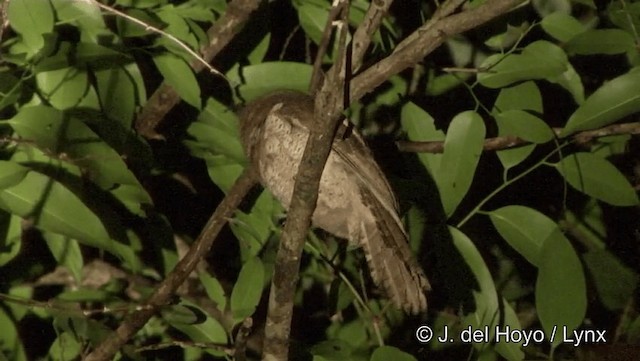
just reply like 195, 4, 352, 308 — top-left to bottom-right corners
135, 0, 261, 139
351, 0, 524, 103
261, 1, 350, 360
351, 0, 394, 72
84, 169, 258, 361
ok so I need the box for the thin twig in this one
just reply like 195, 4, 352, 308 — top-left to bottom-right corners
87, 0, 224, 79
84, 169, 258, 361
396, 121, 640, 153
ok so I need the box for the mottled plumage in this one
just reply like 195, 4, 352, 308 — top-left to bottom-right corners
238, 91, 430, 314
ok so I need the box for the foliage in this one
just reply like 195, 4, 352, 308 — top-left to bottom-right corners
0, 0, 639, 360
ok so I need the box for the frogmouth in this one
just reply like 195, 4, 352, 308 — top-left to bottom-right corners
238, 91, 430, 314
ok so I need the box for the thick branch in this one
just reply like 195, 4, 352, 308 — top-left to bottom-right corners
135, 0, 261, 139
396, 121, 640, 153
351, 0, 523, 102
84, 169, 258, 361
261, 3, 349, 360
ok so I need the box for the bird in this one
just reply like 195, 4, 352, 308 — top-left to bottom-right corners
238, 90, 430, 314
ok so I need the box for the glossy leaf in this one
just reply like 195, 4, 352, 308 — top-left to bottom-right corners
478, 41, 566, 88
554, 152, 639, 206
153, 53, 201, 109
489, 205, 557, 266
436, 111, 485, 216
36, 68, 89, 110
0, 307, 27, 361
540, 12, 585, 42
94, 66, 137, 128
0, 214, 21, 267
562, 70, 640, 136
168, 301, 228, 358
0, 161, 140, 269
230, 256, 265, 320
495, 110, 554, 144
310, 339, 353, 360
7, 0, 54, 53
370, 346, 416, 361
583, 250, 638, 310
536, 228, 587, 345
400, 102, 444, 175
227, 62, 313, 102
43, 232, 84, 282
450, 227, 500, 343
566, 29, 635, 55
493, 81, 543, 113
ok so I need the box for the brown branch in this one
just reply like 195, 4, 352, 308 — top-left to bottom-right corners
396, 121, 640, 153
261, 2, 349, 360
84, 169, 258, 361
351, 0, 394, 73
135, 0, 261, 139
350, 0, 524, 103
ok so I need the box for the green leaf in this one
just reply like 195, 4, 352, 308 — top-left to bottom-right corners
227, 62, 313, 102
370, 346, 416, 361
160, 304, 203, 325
566, 29, 635, 56
478, 41, 566, 88
536, 228, 587, 345
310, 340, 353, 360
230, 256, 265, 320
43, 232, 84, 282
153, 53, 201, 109
0, 214, 21, 266
554, 152, 639, 206
436, 111, 485, 217
296, 0, 328, 44
166, 301, 228, 358
51, 0, 110, 43
493, 81, 543, 113
7, 0, 54, 53
489, 205, 558, 266
450, 227, 500, 342
583, 250, 638, 310
495, 110, 554, 144
49, 332, 82, 361
494, 301, 525, 361
187, 98, 245, 164
94, 66, 137, 128
36, 68, 89, 110
199, 271, 227, 311
561, 69, 640, 136
540, 12, 585, 42
0, 307, 27, 361
0, 161, 140, 269
400, 102, 444, 175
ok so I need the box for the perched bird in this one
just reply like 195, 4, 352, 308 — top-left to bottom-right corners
238, 90, 430, 314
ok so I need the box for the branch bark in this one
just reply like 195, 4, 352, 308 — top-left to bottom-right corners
261, 2, 350, 360
351, 0, 524, 103
396, 121, 640, 153
84, 169, 258, 361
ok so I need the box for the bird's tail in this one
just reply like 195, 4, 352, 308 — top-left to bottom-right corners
359, 188, 431, 315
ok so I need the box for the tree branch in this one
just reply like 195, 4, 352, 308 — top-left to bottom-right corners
261, 2, 349, 360
351, 0, 394, 72
134, 0, 261, 139
351, 0, 524, 103
84, 169, 258, 361
396, 121, 640, 153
